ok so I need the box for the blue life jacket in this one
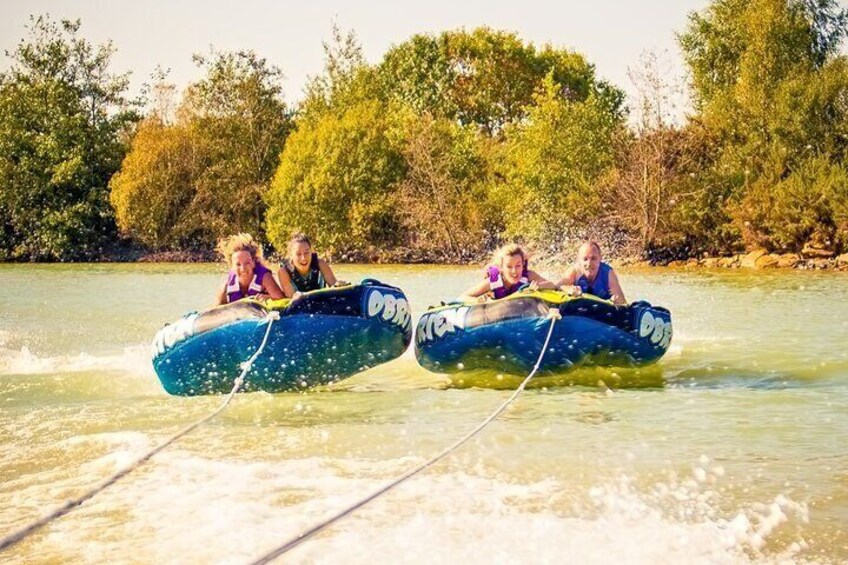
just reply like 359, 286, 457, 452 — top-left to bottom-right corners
576, 262, 613, 300
283, 253, 326, 293
225, 263, 270, 303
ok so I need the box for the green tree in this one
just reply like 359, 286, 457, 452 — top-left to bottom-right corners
603, 52, 723, 255
495, 74, 622, 241
110, 50, 292, 249
379, 27, 623, 135
679, 0, 848, 252
265, 27, 406, 257
267, 26, 628, 259
108, 117, 206, 248
679, 0, 845, 110
265, 100, 405, 255
726, 61, 848, 253
298, 26, 383, 122
394, 114, 494, 259
377, 34, 456, 121
768, 57, 848, 163
731, 153, 848, 251
0, 16, 138, 260
184, 50, 292, 239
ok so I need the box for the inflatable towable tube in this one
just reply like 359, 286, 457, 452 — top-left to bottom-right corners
152, 280, 412, 395
414, 289, 672, 376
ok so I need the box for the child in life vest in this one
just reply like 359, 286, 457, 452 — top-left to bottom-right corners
458, 244, 555, 303
557, 240, 627, 305
278, 233, 345, 298
215, 233, 284, 305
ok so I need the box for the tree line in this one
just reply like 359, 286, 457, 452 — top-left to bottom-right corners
1, 0, 847, 262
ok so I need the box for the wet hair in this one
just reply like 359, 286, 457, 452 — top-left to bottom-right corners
491, 244, 528, 267
287, 233, 313, 256
216, 233, 264, 266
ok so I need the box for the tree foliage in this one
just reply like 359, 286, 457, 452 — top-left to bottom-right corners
495, 75, 623, 241
265, 99, 405, 255
298, 26, 383, 122
6, 12, 848, 262
265, 28, 410, 257
600, 52, 720, 255
394, 114, 494, 259
108, 117, 204, 248
110, 50, 291, 249
0, 16, 137, 260
379, 27, 624, 135
678, 0, 848, 252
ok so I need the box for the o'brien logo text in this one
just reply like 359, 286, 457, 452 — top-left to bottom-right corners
367, 289, 411, 331
416, 307, 470, 345
152, 313, 197, 356
638, 310, 672, 348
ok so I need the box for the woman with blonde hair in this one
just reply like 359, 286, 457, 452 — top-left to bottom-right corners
215, 233, 284, 305
458, 244, 555, 303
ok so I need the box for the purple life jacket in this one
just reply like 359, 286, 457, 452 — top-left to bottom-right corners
575, 262, 612, 300
225, 263, 270, 303
487, 264, 530, 299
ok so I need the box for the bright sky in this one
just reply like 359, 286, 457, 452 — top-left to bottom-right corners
2, 0, 715, 113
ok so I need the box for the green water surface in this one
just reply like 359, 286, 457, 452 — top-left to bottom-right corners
0, 264, 846, 564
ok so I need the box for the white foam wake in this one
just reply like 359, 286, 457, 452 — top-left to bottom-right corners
4, 450, 814, 564
0, 344, 153, 377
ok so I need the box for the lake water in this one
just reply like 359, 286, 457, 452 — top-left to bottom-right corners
1, 264, 846, 564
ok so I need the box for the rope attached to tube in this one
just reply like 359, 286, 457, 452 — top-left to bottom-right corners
0, 311, 280, 553
249, 308, 562, 564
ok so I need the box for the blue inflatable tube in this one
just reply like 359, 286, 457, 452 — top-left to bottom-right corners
414, 290, 672, 376
152, 280, 412, 395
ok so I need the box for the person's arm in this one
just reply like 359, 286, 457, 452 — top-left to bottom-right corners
457, 279, 492, 303
527, 270, 556, 289
277, 267, 297, 298
607, 269, 627, 305
556, 267, 582, 296
261, 272, 284, 300
318, 258, 346, 286
215, 276, 228, 306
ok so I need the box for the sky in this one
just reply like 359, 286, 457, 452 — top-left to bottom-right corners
0, 0, 720, 116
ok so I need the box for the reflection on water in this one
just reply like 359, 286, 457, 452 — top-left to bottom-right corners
1, 264, 847, 563
441, 364, 666, 390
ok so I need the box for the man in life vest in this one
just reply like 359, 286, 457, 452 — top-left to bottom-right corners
557, 240, 627, 305
215, 233, 284, 305
458, 244, 556, 303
